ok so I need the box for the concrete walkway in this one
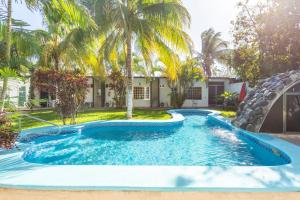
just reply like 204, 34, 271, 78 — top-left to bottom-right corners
270, 134, 300, 146
0, 189, 300, 200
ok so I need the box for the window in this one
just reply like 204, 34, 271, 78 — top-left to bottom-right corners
187, 87, 202, 100
145, 87, 150, 100
134, 87, 150, 100
134, 87, 145, 99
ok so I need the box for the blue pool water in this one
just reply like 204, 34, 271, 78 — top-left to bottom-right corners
22, 111, 289, 166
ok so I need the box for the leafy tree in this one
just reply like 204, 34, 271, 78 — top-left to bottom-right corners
231, 0, 300, 84
38, 0, 96, 70
0, 0, 40, 111
33, 68, 88, 125
87, 0, 192, 119
0, 20, 41, 111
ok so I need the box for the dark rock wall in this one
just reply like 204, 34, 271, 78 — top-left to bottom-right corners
232, 70, 300, 132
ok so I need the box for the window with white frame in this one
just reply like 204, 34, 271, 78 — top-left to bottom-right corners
134, 87, 150, 100
186, 87, 202, 100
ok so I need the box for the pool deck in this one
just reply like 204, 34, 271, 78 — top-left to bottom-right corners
1, 110, 300, 193
0, 189, 300, 200
271, 134, 300, 147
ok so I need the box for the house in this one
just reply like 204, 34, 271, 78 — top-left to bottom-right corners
3, 76, 246, 109
84, 76, 246, 108
0, 78, 31, 108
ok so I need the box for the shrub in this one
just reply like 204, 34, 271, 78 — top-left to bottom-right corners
33, 69, 88, 125
0, 112, 18, 149
221, 91, 239, 110
108, 71, 126, 108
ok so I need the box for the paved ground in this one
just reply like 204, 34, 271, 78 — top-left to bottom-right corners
0, 189, 300, 200
271, 134, 300, 146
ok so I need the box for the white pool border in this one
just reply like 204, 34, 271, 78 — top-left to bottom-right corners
1, 109, 300, 192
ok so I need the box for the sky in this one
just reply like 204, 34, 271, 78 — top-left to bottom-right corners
12, 0, 246, 51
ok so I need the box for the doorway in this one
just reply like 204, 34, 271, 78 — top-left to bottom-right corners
208, 82, 224, 106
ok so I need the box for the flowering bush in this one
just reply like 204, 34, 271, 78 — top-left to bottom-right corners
33, 69, 88, 124
0, 112, 18, 149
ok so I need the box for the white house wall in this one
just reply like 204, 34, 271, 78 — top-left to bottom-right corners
1, 78, 30, 108
182, 80, 209, 108
85, 78, 94, 104
159, 78, 171, 107
228, 82, 252, 93
133, 78, 151, 108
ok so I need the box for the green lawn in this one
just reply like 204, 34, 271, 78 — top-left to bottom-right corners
10, 109, 171, 130
10, 108, 237, 131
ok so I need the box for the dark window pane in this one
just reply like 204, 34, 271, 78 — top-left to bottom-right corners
260, 96, 283, 133
286, 95, 300, 132
187, 87, 202, 100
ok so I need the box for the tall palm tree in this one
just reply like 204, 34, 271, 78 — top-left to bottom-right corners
89, 0, 192, 119
0, 20, 41, 111
0, 0, 40, 111
38, 0, 95, 70
199, 28, 229, 77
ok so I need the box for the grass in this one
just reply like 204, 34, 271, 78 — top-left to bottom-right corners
219, 110, 237, 118
10, 108, 171, 130
9, 108, 237, 131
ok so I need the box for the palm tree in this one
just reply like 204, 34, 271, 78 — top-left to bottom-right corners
199, 28, 229, 77
38, 0, 95, 70
89, 0, 192, 119
0, 0, 40, 110
0, 67, 18, 111
0, 20, 42, 111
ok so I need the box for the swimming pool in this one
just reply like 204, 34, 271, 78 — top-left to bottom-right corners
1, 109, 300, 191
22, 110, 288, 166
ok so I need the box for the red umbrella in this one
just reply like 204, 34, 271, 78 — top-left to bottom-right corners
239, 82, 247, 102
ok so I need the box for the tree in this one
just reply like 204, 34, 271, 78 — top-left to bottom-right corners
231, 0, 300, 84
198, 28, 229, 77
0, 20, 42, 111
38, 0, 96, 70
89, 0, 192, 119
0, 0, 40, 110
167, 58, 205, 108
33, 68, 88, 125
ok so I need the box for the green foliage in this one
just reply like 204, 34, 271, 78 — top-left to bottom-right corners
219, 110, 237, 118
25, 99, 48, 110
168, 58, 205, 108
228, 46, 260, 86
85, 0, 192, 118
221, 91, 239, 110
231, 0, 300, 85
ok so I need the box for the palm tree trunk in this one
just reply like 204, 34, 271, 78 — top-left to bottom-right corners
5, 0, 12, 61
126, 34, 133, 119
1, 0, 12, 112
1, 78, 8, 112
